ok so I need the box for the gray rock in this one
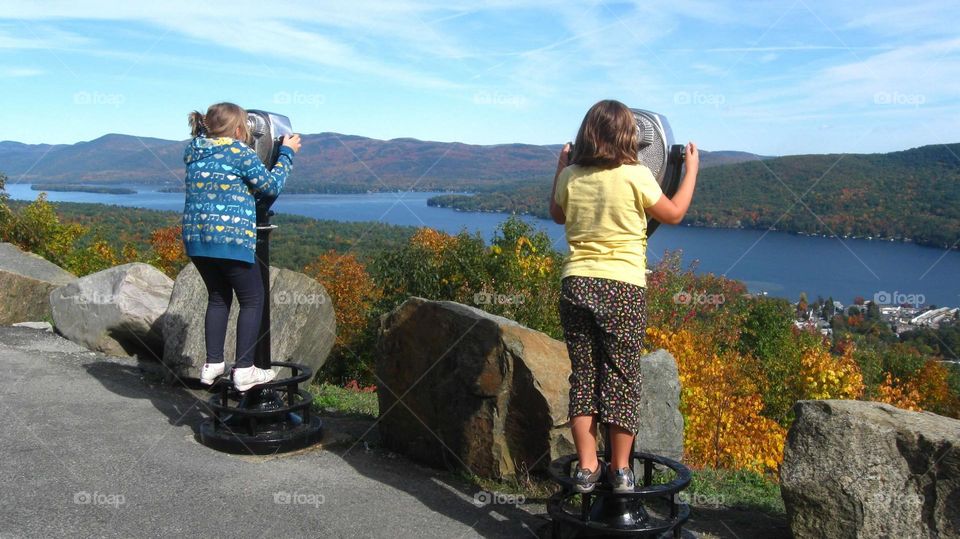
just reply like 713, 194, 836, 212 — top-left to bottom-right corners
376, 296, 684, 479
0, 242, 75, 324
781, 400, 960, 538
634, 349, 684, 462
12, 321, 53, 332
50, 263, 173, 358
161, 262, 335, 381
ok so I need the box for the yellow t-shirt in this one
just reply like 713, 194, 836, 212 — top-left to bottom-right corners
554, 163, 663, 287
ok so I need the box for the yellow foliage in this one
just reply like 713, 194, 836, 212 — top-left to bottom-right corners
511, 236, 553, 278
647, 327, 786, 475
798, 341, 864, 400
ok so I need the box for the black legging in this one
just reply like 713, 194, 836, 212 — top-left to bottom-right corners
192, 256, 263, 368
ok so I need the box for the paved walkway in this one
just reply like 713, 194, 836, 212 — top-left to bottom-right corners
0, 326, 545, 538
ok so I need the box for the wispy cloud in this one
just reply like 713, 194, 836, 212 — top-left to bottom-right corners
0, 66, 43, 77
0, 0, 956, 152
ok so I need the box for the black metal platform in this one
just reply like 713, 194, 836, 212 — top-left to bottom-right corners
198, 362, 323, 454
547, 451, 692, 538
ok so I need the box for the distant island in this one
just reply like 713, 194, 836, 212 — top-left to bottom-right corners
31, 184, 136, 195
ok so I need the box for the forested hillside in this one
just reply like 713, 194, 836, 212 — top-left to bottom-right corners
430, 143, 960, 249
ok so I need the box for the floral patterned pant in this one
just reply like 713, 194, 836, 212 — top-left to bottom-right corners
559, 276, 647, 434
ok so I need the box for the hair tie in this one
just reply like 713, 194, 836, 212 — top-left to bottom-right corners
198, 115, 208, 136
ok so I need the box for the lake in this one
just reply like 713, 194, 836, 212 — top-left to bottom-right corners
5, 182, 959, 308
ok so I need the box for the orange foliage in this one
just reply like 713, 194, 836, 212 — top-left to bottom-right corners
303, 251, 381, 349
874, 373, 922, 411
410, 227, 456, 255
150, 225, 187, 277
647, 326, 786, 475
909, 360, 959, 416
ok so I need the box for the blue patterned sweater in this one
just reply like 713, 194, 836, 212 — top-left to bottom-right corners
181, 137, 294, 263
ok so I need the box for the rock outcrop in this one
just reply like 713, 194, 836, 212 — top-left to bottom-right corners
781, 400, 960, 538
634, 349, 684, 462
0, 242, 75, 324
376, 296, 684, 479
50, 263, 173, 358
161, 263, 336, 380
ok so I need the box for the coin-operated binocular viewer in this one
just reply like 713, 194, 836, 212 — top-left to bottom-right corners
630, 109, 685, 237
548, 109, 694, 538
198, 110, 324, 454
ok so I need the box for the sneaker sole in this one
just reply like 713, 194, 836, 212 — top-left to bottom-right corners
200, 373, 224, 386
233, 374, 277, 392
574, 484, 597, 494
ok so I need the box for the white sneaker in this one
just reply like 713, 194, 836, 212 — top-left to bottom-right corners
200, 362, 226, 385
233, 366, 276, 392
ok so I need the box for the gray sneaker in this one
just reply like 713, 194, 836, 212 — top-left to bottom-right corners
573, 461, 604, 493
610, 466, 636, 493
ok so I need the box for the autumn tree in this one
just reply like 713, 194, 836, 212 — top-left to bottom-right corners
908, 360, 960, 417
64, 239, 120, 276
304, 250, 381, 349
3, 193, 85, 269
150, 225, 188, 277
647, 325, 786, 475
874, 372, 922, 411
304, 250, 382, 383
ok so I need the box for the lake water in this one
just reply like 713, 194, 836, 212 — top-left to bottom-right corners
5, 183, 959, 307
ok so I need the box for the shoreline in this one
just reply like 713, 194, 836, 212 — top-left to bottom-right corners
429, 200, 956, 252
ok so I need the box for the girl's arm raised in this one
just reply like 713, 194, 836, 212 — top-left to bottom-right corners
237, 135, 300, 198
646, 142, 699, 225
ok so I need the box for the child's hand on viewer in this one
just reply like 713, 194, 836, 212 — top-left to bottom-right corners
685, 142, 699, 175
282, 134, 302, 153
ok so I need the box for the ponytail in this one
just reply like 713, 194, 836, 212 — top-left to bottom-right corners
188, 103, 247, 141
188, 111, 207, 138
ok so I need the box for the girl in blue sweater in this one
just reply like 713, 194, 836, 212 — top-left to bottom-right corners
183, 102, 301, 391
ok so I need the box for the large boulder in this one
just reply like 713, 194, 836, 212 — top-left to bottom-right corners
0, 242, 75, 324
376, 296, 684, 479
634, 349, 684, 462
50, 263, 173, 358
161, 263, 336, 380
781, 400, 960, 538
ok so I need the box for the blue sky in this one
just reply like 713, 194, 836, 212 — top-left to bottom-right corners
1, 1, 957, 155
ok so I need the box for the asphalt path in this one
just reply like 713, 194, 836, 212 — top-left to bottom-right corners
0, 326, 545, 538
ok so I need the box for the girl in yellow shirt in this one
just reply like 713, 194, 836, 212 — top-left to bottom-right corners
550, 99, 699, 493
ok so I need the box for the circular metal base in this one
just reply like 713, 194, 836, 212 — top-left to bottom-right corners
547, 452, 692, 538
547, 495, 690, 537
198, 415, 323, 454
197, 361, 323, 455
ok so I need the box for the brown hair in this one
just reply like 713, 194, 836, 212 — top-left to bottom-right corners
188, 102, 250, 143
569, 99, 639, 169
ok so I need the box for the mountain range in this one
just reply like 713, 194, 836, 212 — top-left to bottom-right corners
1, 133, 957, 249
0, 133, 762, 192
